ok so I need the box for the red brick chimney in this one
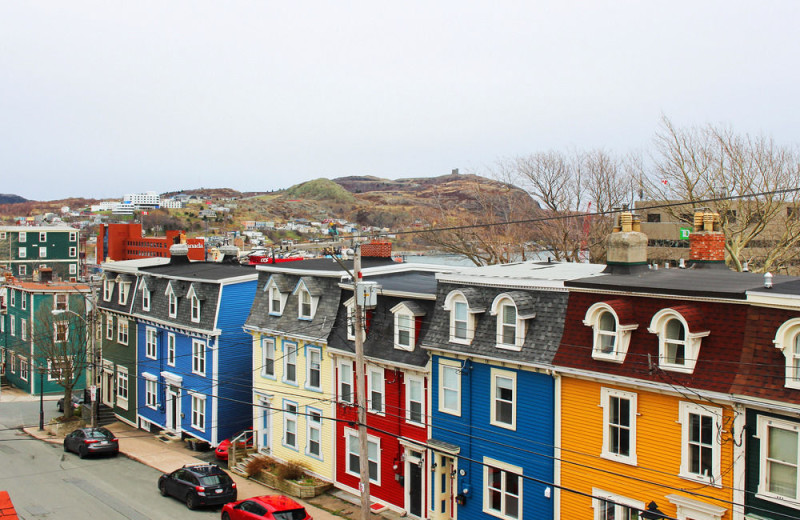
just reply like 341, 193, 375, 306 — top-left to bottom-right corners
689, 211, 726, 268
360, 240, 393, 258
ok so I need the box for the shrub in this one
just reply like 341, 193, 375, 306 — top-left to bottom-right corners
245, 456, 274, 477
278, 460, 309, 482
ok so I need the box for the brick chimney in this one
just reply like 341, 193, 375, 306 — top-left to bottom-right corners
688, 211, 726, 268
360, 240, 393, 258
603, 211, 649, 274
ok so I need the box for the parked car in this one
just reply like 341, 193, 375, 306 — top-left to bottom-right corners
221, 495, 311, 520
56, 394, 84, 412
158, 463, 237, 510
214, 429, 254, 461
63, 427, 119, 458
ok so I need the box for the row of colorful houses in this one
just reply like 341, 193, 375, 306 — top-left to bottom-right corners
9, 214, 800, 520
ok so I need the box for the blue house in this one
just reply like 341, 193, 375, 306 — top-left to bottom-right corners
131, 245, 258, 447
420, 262, 604, 520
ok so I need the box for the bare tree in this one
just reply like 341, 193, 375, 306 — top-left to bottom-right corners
645, 116, 800, 272
32, 301, 90, 420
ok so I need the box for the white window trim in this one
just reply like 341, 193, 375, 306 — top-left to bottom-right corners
69, 246, 77, 258
678, 401, 722, 486
145, 376, 158, 409
584, 302, 638, 363
296, 286, 314, 320
283, 400, 298, 449
141, 286, 151, 311
305, 346, 322, 391
21, 295, 27, 311
20, 318, 27, 341
105, 314, 113, 340
145, 327, 157, 359
69, 231, 77, 242
774, 318, 800, 390
265, 279, 287, 316
490, 295, 527, 350
165, 284, 178, 318
405, 374, 425, 426
600, 387, 638, 466
39, 232, 46, 242
648, 308, 709, 374
444, 291, 479, 345
190, 392, 206, 432
117, 368, 129, 410
339, 360, 354, 404
261, 337, 276, 378
344, 298, 361, 342
39, 246, 47, 258
192, 339, 206, 376
490, 368, 517, 430
344, 427, 381, 484
117, 317, 129, 345
591, 488, 645, 520
18, 232, 26, 243
167, 333, 176, 366
188, 285, 200, 323
103, 279, 114, 301
391, 302, 422, 351
439, 359, 462, 416
756, 415, 800, 507
368, 366, 385, 415
483, 457, 523, 520
53, 293, 68, 311
19, 356, 28, 382
18, 247, 26, 259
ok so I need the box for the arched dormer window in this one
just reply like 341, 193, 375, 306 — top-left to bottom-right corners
391, 301, 425, 351
773, 318, 800, 390
490, 291, 536, 351
584, 301, 638, 363
648, 307, 709, 374
443, 289, 485, 345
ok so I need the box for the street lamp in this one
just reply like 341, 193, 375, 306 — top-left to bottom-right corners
51, 307, 97, 427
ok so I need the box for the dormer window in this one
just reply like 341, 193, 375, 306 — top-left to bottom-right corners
293, 278, 321, 320
165, 284, 178, 318
264, 275, 290, 316
584, 301, 638, 363
490, 292, 536, 351
117, 279, 130, 305
773, 318, 800, 390
141, 286, 151, 311
648, 307, 709, 374
103, 278, 114, 301
391, 301, 425, 351
443, 290, 484, 345
187, 285, 201, 323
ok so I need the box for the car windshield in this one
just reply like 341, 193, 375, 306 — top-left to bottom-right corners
273, 508, 307, 520
198, 473, 231, 486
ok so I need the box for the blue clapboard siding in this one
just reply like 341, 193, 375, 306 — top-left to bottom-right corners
431, 354, 555, 520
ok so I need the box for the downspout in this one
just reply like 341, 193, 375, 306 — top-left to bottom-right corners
552, 370, 561, 520
731, 404, 745, 520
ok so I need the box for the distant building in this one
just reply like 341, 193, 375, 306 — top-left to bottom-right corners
97, 223, 204, 262
0, 226, 80, 281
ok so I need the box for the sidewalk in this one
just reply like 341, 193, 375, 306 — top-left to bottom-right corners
23, 416, 400, 520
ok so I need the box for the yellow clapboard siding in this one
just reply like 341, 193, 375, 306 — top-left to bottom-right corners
559, 376, 734, 520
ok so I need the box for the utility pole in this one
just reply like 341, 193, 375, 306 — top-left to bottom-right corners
353, 246, 371, 520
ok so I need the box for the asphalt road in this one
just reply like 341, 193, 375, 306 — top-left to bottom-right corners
0, 399, 221, 519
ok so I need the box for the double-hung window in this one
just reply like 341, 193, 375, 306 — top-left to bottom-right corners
453, 301, 468, 340
269, 285, 282, 315
307, 348, 321, 390
439, 360, 462, 415
117, 318, 128, 345
145, 378, 158, 408
339, 361, 353, 404
106, 314, 114, 340
600, 387, 637, 465
346, 429, 379, 483
307, 409, 322, 458
21, 295, 27, 311
103, 279, 113, 301
145, 328, 157, 359
261, 337, 275, 377
284, 402, 298, 449
592, 489, 644, 520
190, 295, 200, 322
679, 402, 721, 484
191, 393, 206, 431
499, 303, 517, 346
491, 369, 516, 430
19, 357, 28, 381
192, 339, 206, 375
117, 369, 129, 402
142, 288, 150, 311
54, 321, 68, 342
167, 334, 176, 366
39, 247, 47, 258
757, 416, 800, 505
20, 319, 26, 341
284, 343, 297, 384
406, 375, 424, 425
167, 288, 178, 318
298, 289, 312, 319
54, 293, 67, 311
368, 367, 384, 414
483, 458, 521, 520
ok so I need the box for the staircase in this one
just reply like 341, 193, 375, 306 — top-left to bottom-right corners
96, 404, 116, 427
230, 452, 260, 477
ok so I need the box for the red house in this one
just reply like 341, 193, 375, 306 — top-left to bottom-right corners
97, 223, 204, 262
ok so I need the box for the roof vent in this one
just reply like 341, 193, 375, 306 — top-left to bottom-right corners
764, 272, 773, 289
678, 258, 686, 269
169, 244, 191, 264
218, 245, 240, 264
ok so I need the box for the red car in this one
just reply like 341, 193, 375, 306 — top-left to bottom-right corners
221, 495, 311, 520
215, 430, 254, 461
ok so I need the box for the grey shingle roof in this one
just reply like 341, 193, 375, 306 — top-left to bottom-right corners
421, 281, 569, 365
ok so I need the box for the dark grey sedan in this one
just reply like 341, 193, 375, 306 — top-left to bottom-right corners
63, 427, 119, 458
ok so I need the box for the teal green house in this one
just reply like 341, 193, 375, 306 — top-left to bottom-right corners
0, 226, 81, 281
0, 278, 93, 396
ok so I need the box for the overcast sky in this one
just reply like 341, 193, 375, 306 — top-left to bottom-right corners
1, 1, 798, 201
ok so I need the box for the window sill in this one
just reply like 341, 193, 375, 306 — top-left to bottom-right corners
600, 452, 637, 466
754, 491, 800, 509
489, 420, 516, 431
678, 471, 721, 488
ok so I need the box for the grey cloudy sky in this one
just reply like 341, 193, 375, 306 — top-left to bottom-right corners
1, 1, 798, 201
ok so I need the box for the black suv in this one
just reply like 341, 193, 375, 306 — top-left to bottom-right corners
157, 463, 237, 509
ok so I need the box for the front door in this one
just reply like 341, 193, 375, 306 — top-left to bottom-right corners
431, 454, 454, 520
405, 449, 424, 518
257, 396, 272, 452
165, 388, 180, 433
103, 370, 114, 406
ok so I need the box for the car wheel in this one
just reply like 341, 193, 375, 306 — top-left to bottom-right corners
79, 446, 88, 459
222, 513, 231, 520
63, 442, 69, 453
159, 481, 168, 497
185, 492, 198, 510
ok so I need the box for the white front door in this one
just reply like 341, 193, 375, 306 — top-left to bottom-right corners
257, 396, 272, 453
165, 388, 180, 433
103, 370, 114, 406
